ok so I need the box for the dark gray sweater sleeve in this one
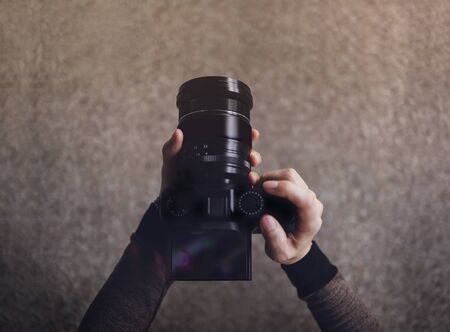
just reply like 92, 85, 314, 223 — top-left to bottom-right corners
78, 200, 170, 332
282, 242, 383, 331
79, 201, 382, 332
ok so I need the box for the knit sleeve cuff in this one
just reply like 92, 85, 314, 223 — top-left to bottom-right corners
281, 241, 338, 298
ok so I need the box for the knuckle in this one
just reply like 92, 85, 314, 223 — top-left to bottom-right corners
305, 190, 316, 207
278, 180, 290, 192
285, 168, 298, 181
317, 200, 324, 215
311, 218, 323, 234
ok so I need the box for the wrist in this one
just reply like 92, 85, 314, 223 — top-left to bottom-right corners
131, 196, 168, 257
282, 241, 313, 265
281, 241, 338, 298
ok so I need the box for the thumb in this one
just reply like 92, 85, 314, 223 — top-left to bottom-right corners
260, 214, 289, 262
162, 129, 183, 162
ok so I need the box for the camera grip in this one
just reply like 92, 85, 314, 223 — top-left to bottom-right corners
236, 186, 298, 233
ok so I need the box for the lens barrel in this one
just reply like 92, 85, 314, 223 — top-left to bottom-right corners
177, 76, 253, 123
175, 76, 254, 186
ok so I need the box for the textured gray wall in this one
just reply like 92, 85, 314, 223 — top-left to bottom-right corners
1, 1, 449, 331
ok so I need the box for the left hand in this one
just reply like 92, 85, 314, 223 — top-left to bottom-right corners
160, 127, 262, 194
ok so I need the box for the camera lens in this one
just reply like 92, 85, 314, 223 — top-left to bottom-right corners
176, 76, 254, 188
177, 76, 253, 123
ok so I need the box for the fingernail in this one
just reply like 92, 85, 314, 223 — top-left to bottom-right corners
263, 180, 278, 189
262, 215, 275, 232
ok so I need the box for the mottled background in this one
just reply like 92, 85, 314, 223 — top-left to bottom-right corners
1, 1, 449, 331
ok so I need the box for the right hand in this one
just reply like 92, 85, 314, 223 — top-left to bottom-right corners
251, 168, 324, 265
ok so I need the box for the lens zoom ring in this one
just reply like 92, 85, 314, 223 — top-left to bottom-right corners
201, 155, 250, 169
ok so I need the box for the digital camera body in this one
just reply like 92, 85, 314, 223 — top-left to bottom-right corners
159, 76, 297, 280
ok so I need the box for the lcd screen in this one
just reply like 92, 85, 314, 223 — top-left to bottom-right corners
170, 229, 251, 280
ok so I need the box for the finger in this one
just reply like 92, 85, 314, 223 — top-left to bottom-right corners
252, 128, 260, 142
162, 129, 183, 162
249, 150, 262, 167
259, 168, 306, 187
248, 171, 260, 185
262, 180, 322, 236
262, 179, 311, 208
259, 214, 292, 263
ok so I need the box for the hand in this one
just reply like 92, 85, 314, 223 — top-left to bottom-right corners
160, 128, 262, 193
252, 168, 324, 265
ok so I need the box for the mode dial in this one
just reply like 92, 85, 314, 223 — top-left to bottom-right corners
238, 190, 264, 216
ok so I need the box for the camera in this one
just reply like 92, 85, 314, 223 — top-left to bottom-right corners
160, 76, 297, 280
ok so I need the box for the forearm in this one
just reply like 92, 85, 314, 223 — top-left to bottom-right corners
282, 242, 382, 332
304, 273, 382, 332
78, 202, 170, 332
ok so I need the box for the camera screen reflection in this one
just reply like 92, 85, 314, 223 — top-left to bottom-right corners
171, 230, 251, 280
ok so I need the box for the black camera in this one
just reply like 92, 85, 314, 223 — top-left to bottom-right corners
160, 76, 297, 280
